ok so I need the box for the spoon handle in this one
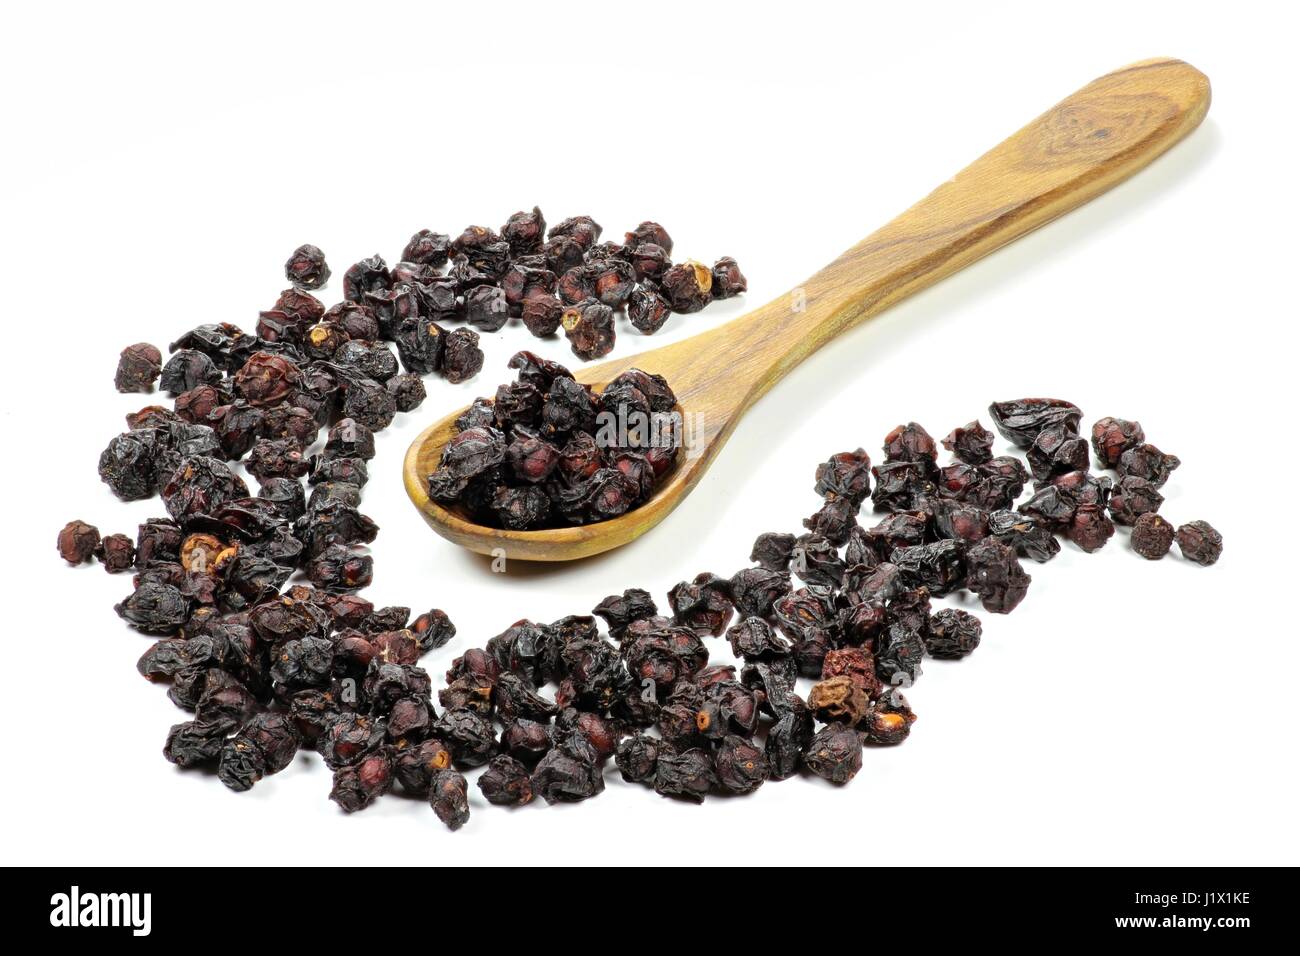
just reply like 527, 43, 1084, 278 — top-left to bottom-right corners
663, 58, 1210, 405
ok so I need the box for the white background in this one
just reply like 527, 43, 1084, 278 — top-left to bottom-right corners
2, 1, 1296, 866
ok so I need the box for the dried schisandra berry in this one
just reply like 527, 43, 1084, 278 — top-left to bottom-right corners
627, 243, 669, 283
331, 752, 393, 813
115, 343, 163, 393
1108, 476, 1164, 526
441, 328, 484, 384
627, 285, 672, 334
751, 532, 797, 571
711, 257, 747, 298
531, 736, 605, 804
477, 754, 534, 806
429, 768, 471, 830
942, 420, 994, 465
284, 244, 330, 290
464, 285, 510, 332
864, 691, 918, 745
1091, 417, 1144, 469
387, 373, 427, 413
97, 533, 136, 573
982, 509, 1055, 561
549, 215, 602, 250
924, 609, 982, 659
402, 229, 451, 267
988, 398, 1082, 447
804, 723, 863, 784
160, 349, 223, 397
343, 254, 390, 303
1176, 520, 1223, 566
561, 300, 616, 360
653, 746, 716, 803
57, 520, 101, 564
1131, 512, 1175, 560
965, 538, 1031, 614
1068, 503, 1115, 553
808, 676, 869, 727
1118, 443, 1181, 487
661, 260, 714, 313
234, 353, 300, 407
625, 221, 673, 255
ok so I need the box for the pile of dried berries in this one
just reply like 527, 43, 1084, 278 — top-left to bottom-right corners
62, 275, 474, 815
425, 355, 680, 529
62, 355, 1223, 829
287, 212, 743, 367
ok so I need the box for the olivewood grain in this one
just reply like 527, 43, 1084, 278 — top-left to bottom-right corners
404, 57, 1210, 561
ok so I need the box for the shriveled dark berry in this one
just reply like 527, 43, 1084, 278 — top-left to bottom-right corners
988, 398, 1082, 447
941, 420, 994, 464
614, 733, 662, 785
475, 754, 533, 807
334, 339, 399, 383
714, 734, 766, 794
624, 221, 673, 255
1091, 416, 1145, 468
627, 285, 673, 334
1176, 520, 1223, 566
965, 538, 1031, 614
808, 676, 869, 726
386, 373, 427, 412
988, 509, 1060, 563
115, 343, 163, 393
875, 623, 926, 687
531, 736, 605, 804
1108, 475, 1164, 525
661, 260, 714, 313
520, 292, 563, 336
1131, 512, 1175, 560
590, 258, 635, 308
97, 533, 136, 572
653, 746, 716, 802
628, 243, 670, 283
884, 422, 938, 464
925, 608, 982, 659
1118, 443, 1181, 487
234, 352, 300, 407
710, 256, 747, 298
501, 207, 546, 256
343, 254, 390, 302
751, 531, 797, 571
549, 215, 602, 250
804, 722, 863, 784
1027, 424, 1090, 482
426, 768, 471, 830
561, 299, 616, 360
1067, 504, 1115, 553
57, 520, 100, 564
402, 230, 451, 267
284, 244, 330, 290
464, 285, 510, 332
441, 328, 484, 384
393, 738, 453, 795
766, 704, 814, 780
863, 691, 917, 745
891, 540, 966, 596
592, 588, 657, 635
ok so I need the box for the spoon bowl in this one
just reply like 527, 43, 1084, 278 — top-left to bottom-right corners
405, 57, 1211, 562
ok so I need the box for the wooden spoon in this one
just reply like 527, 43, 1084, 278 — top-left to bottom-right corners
404, 57, 1210, 562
